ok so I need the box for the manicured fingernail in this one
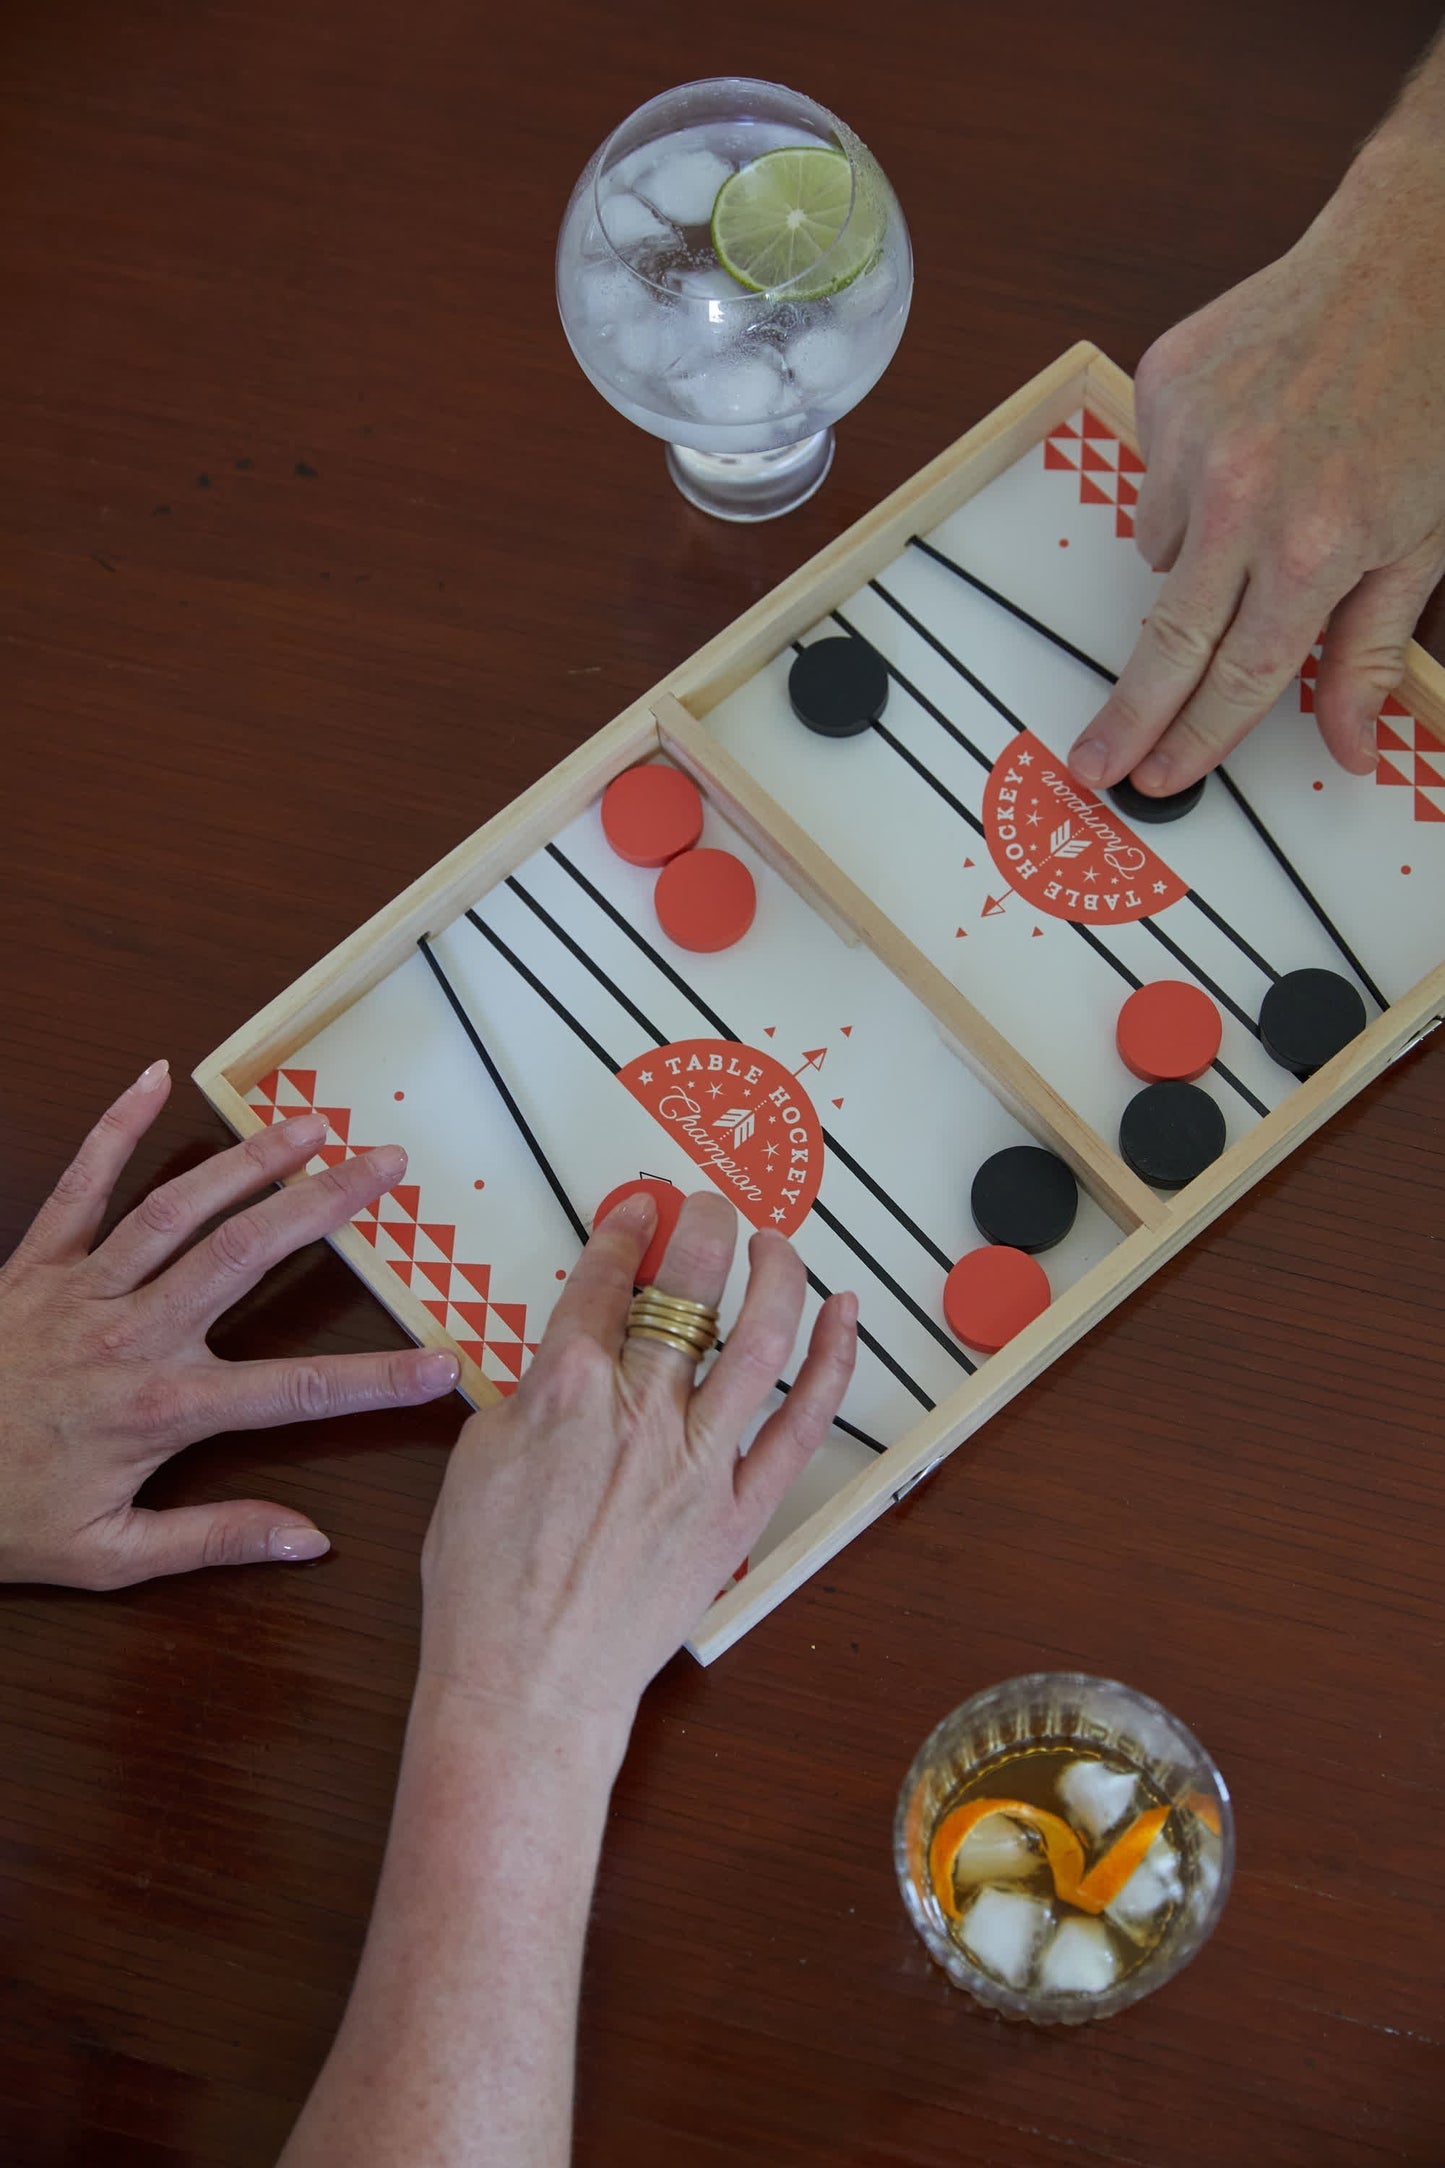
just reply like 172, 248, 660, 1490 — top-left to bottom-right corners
417, 1349, 461, 1393
1133, 753, 1172, 792
367, 1144, 408, 1182
269, 1526, 330, 1562
611, 1191, 657, 1229
1357, 721, 1379, 768
134, 1058, 169, 1092
1069, 738, 1107, 784
839, 1291, 859, 1327
285, 1113, 328, 1150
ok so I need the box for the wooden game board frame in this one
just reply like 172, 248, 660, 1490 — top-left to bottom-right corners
196, 341, 1445, 1662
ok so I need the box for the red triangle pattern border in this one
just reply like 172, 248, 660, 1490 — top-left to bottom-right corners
1299, 645, 1445, 825
245, 1072, 537, 1395
1044, 410, 1143, 540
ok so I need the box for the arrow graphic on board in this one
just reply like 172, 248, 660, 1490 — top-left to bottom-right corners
794, 1047, 828, 1076
981, 822, 1093, 919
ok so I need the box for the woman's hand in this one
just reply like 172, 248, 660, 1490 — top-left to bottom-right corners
1069, 124, 1445, 798
283, 1189, 853, 2168
419, 1185, 858, 1732
0, 1060, 459, 1590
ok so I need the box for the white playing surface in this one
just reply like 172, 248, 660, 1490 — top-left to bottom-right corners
250, 787, 1123, 1577
705, 408, 1444, 1150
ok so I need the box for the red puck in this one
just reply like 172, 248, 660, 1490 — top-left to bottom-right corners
1116, 979, 1222, 1082
601, 764, 704, 867
592, 1177, 685, 1287
653, 847, 756, 952
942, 1246, 1051, 1353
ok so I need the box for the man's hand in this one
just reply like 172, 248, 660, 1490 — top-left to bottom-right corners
0, 1060, 459, 1589
1070, 101, 1445, 798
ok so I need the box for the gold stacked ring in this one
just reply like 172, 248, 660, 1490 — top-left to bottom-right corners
625, 1289, 721, 1363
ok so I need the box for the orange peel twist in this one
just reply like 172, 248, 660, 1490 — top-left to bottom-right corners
929, 1795, 1174, 1919
927, 1797, 1086, 1920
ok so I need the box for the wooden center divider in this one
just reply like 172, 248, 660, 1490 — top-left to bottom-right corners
650, 692, 1163, 1234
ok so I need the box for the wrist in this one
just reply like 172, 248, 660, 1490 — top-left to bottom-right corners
1319, 109, 1445, 267
406, 1664, 638, 1794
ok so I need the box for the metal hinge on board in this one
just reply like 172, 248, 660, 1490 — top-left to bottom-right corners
892, 1455, 944, 1506
1389, 1015, 1445, 1067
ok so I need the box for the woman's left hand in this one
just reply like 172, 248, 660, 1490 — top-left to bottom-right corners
0, 1060, 460, 1589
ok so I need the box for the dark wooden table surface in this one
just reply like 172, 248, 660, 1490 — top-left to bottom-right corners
4, 3, 1444, 2162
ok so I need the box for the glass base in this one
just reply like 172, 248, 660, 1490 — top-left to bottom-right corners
665, 429, 834, 522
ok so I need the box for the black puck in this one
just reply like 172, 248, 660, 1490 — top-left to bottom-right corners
970, 1145, 1079, 1254
1108, 773, 1207, 825
787, 635, 890, 738
1258, 968, 1367, 1077
1118, 1081, 1227, 1189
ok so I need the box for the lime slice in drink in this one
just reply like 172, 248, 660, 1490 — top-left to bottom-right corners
711, 145, 881, 299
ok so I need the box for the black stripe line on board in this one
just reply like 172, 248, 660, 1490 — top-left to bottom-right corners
809, 1199, 975, 1372
1072, 923, 1268, 1117
849, 650, 1221, 1075
1072, 922, 1143, 995
1179, 888, 1279, 985
1212, 768, 1389, 1009
514, 861, 972, 1376
909, 537, 1387, 1008
507, 875, 670, 1049
831, 609, 997, 772
1059, 923, 1269, 1117
466, 911, 622, 1074
908, 536, 1120, 683
1139, 918, 1263, 1039
547, 842, 735, 1031
770, 1375, 887, 1453
816, 1130, 953, 1274
466, 896, 941, 1411
707, 1343, 887, 1455
1208, 1060, 1270, 1121
869, 577, 1032, 739
417, 935, 591, 1246
541, 844, 961, 1277
837, 589, 1279, 1132
426, 921, 893, 1447
866, 570, 1287, 990
813, 1135, 953, 1275
801, 1262, 937, 1407
873, 718, 988, 837
823, 637, 1265, 1127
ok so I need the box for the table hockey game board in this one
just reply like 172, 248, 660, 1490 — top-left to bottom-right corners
197, 345, 1445, 1661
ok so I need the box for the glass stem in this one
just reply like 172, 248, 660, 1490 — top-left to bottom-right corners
664, 429, 835, 521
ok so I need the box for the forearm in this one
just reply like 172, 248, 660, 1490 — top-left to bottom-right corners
276, 1193, 853, 2164
1384, 22, 1445, 142
280, 1679, 632, 2168
1321, 26, 1445, 244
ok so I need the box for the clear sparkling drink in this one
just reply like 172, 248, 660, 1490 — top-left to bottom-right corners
557, 79, 912, 520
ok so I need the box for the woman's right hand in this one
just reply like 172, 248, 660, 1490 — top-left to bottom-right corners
418, 1187, 858, 1735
